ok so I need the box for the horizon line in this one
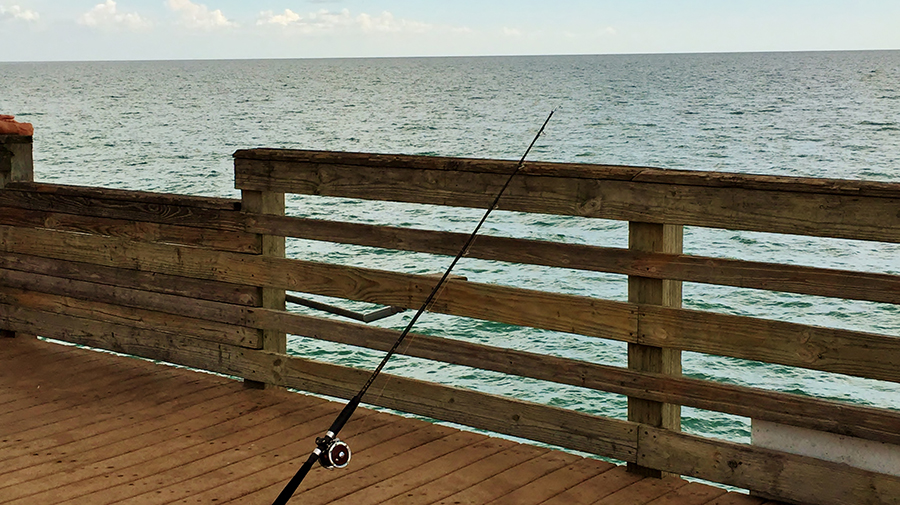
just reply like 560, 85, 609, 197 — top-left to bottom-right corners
2, 47, 899, 65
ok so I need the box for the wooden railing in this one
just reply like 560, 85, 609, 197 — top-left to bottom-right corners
2, 136, 899, 504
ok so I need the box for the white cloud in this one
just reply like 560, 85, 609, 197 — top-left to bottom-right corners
257, 8, 431, 34
258, 8, 302, 27
77, 1, 151, 31
0, 5, 39, 21
167, 0, 235, 30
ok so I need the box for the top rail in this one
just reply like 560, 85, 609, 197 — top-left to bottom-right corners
235, 149, 900, 243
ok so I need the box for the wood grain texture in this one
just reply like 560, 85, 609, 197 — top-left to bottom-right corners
0, 252, 258, 306
0, 268, 261, 333
637, 426, 900, 505
4, 337, 763, 505
2, 306, 640, 463
9, 277, 889, 446
246, 214, 900, 304
241, 189, 286, 359
233, 151, 900, 242
639, 305, 900, 384
0, 136, 33, 190
0, 289, 259, 348
0, 137, 32, 338
140, 309, 900, 445
4, 181, 240, 210
0, 224, 639, 344
3, 224, 895, 382
233, 149, 900, 198
0, 205, 258, 253
627, 222, 683, 477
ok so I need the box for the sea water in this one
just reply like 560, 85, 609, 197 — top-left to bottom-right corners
2, 51, 899, 446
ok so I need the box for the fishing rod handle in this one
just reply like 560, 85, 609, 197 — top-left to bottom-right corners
272, 451, 319, 505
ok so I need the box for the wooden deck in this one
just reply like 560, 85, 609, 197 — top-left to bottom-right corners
1, 337, 777, 505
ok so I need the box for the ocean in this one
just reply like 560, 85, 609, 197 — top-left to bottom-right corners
2, 51, 898, 447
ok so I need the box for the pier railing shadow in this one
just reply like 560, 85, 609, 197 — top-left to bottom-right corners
2, 135, 899, 504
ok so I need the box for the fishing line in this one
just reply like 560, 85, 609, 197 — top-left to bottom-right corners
272, 109, 556, 505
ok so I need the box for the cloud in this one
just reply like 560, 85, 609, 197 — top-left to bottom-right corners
258, 8, 302, 27
77, 1, 151, 31
167, 0, 235, 30
257, 8, 430, 34
0, 5, 39, 21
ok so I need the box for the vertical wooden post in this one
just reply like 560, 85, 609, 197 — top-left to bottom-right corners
0, 134, 33, 189
627, 222, 683, 477
241, 190, 286, 389
1, 134, 34, 339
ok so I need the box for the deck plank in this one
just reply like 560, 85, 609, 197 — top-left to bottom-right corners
431, 451, 582, 504
165, 414, 413, 504
486, 458, 617, 505
329, 436, 515, 505
0, 337, 772, 505
594, 475, 688, 504
377, 441, 550, 505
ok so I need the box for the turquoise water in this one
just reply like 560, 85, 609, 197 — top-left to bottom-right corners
2, 51, 898, 445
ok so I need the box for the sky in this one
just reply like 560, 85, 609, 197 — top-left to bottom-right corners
1, 0, 899, 62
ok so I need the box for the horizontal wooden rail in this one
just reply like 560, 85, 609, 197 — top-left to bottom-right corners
7, 183, 897, 304
0, 205, 258, 253
257, 309, 900, 446
0, 303, 639, 462
0, 183, 254, 252
3, 181, 241, 210
234, 149, 900, 243
247, 213, 900, 305
0, 252, 258, 306
3, 224, 897, 383
0, 285, 259, 348
4, 263, 895, 444
637, 426, 900, 505
234, 149, 900, 197
7, 302, 897, 505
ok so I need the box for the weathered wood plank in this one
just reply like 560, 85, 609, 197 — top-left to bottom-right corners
4, 225, 896, 383
247, 214, 900, 305
241, 189, 286, 388
639, 305, 900, 384
0, 225, 639, 344
1, 135, 32, 339
0, 268, 260, 331
233, 149, 900, 199
233, 151, 900, 242
0, 205, 258, 252
637, 426, 900, 505
3, 305, 639, 463
0, 252, 258, 306
139, 309, 900, 445
246, 354, 640, 464
0, 287, 259, 348
8, 181, 895, 304
627, 222, 683, 477
155, 413, 413, 504
0, 136, 32, 190
4, 181, 240, 210
5, 286, 897, 445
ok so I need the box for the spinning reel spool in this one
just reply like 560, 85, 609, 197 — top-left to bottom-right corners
316, 433, 351, 470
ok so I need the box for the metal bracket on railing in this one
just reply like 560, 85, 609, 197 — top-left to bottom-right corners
285, 294, 406, 323
285, 273, 467, 324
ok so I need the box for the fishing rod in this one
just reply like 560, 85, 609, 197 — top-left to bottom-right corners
272, 110, 556, 505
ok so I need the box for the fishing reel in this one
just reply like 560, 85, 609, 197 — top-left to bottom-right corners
315, 434, 351, 470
